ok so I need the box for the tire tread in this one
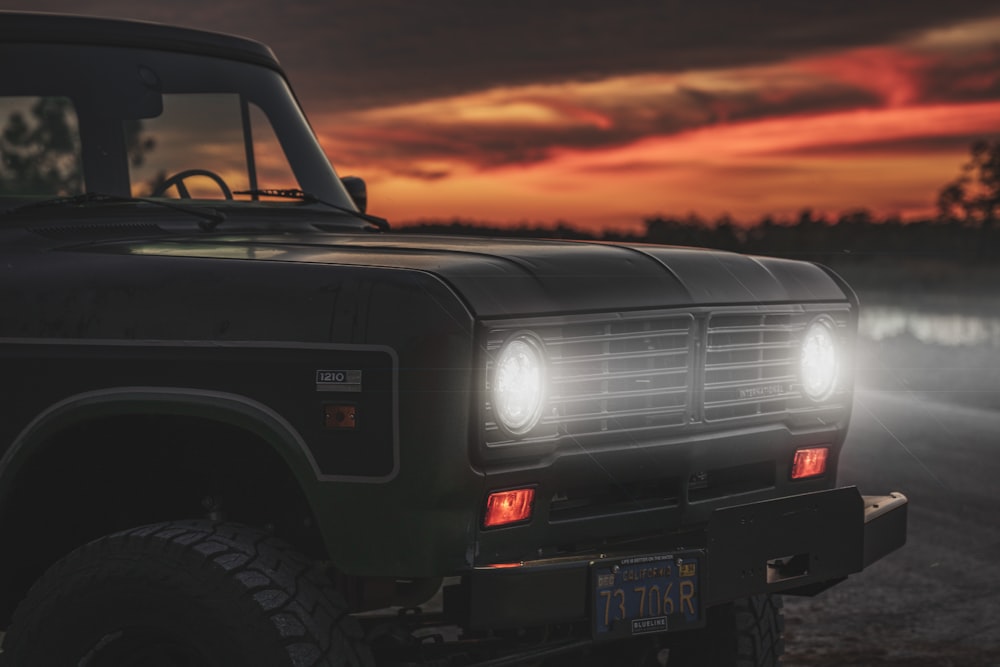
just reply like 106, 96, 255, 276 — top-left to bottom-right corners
1, 520, 372, 667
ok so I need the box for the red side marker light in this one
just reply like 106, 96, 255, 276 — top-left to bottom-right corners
324, 405, 357, 429
791, 447, 829, 480
483, 488, 535, 528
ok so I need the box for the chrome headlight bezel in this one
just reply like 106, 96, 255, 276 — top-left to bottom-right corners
491, 332, 547, 437
799, 315, 840, 402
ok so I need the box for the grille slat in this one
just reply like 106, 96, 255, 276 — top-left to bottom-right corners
704, 375, 797, 391
550, 386, 690, 404
703, 359, 795, 373
551, 348, 690, 366
706, 341, 795, 352
542, 329, 690, 345
701, 394, 793, 410
551, 366, 689, 385
542, 405, 688, 425
705, 324, 799, 334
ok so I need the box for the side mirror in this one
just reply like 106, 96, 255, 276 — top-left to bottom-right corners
341, 176, 367, 213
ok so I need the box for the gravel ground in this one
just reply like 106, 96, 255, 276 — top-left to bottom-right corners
781, 388, 1000, 667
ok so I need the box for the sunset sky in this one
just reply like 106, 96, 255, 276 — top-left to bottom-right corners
6, 1, 1000, 232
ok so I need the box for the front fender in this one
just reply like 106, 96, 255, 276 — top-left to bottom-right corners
0, 385, 327, 522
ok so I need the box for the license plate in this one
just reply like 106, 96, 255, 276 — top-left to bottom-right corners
592, 553, 702, 638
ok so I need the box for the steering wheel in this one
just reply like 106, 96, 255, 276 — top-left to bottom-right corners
152, 169, 233, 199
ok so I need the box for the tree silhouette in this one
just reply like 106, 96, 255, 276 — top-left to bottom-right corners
124, 118, 156, 169
938, 139, 1000, 228
1, 97, 157, 196
0, 97, 82, 196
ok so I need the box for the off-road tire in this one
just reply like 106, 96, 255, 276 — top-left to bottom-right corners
668, 595, 784, 667
0, 520, 373, 667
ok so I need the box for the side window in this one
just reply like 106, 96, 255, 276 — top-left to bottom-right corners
0, 96, 83, 196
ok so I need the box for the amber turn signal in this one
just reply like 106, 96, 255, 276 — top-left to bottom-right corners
791, 446, 829, 480
483, 488, 535, 528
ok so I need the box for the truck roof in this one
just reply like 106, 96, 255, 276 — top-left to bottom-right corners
0, 11, 281, 71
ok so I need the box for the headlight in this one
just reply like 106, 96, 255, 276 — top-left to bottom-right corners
800, 317, 839, 401
492, 334, 546, 435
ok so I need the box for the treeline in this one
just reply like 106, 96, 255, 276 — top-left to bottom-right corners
399, 209, 1000, 263
403, 137, 1000, 265
400, 139, 1000, 296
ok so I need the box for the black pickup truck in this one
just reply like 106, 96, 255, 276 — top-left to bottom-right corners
0, 12, 906, 667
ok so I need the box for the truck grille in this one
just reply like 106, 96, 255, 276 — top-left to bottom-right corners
543, 315, 694, 435
485, 314, 693, 441
484, 305, 851, 445
703, 311, 832, 421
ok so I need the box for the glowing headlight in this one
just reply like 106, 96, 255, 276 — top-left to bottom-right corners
492, 334, 546, 435
800, 317, 839, 401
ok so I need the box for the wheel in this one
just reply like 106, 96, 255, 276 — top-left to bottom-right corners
152, 168, 233, 199
667, 595, 784, 667
0, 521, 372, 667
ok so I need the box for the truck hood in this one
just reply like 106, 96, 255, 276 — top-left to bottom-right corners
87, 231, 849, 318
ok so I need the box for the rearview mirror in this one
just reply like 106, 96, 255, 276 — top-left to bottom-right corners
97, 64, 163, 120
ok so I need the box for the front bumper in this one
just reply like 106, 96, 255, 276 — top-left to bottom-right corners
448, 486, 907, 631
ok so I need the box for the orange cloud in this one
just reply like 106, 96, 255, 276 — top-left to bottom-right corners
351, 101, 1000, 230
313, 16, 1000, 231
565, 102, 1000, 164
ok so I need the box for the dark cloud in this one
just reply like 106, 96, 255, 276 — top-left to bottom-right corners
920, 48, 1000, 103
5, 0, 1000, 112
292, 0, 1000, 111
571, 160, 805, 178
669, 84, 879, 128
324, 80, 881, 175
780, 133, 1000, 158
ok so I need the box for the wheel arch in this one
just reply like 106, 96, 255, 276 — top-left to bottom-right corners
0, 386, 327, 496
0, 386, 334, 625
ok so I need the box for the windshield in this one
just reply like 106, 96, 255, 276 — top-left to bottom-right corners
127, 92, 297, 199
0, 42, 356, 213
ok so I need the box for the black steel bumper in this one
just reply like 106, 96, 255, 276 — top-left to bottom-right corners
449, 486, 907, 630
704, 486, 907, 603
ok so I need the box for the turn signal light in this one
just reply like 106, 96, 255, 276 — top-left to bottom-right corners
791, 447, 829, 480
483, 488, 535, 528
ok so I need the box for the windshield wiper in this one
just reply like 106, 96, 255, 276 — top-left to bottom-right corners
233, 188, 391, 232
3, 192, 226, 231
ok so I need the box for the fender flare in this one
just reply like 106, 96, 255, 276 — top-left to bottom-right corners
0, 386, 326, 519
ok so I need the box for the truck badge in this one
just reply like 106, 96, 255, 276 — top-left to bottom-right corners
738, 383, 787, 400
316, 370, 362, 392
